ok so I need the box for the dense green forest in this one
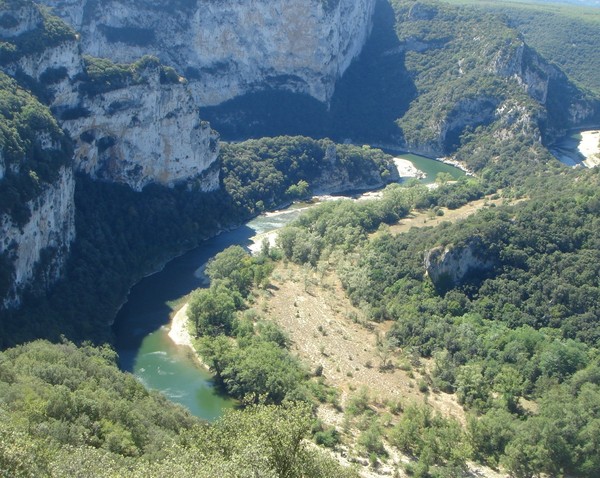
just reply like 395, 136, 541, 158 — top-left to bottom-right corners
0, 340, 357, 477
275, 162, 600, 477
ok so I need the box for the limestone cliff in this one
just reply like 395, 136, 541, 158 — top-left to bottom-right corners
0, 0, 82, 103
0, 167, 75, 308
0, 69, 75, 309
424, 237, 496, 292
40, 0, 376, 106
0, 1, 219, 308
491, 41, 596, 134
312, 143, 398, 194
1, 1, 221, 191
62, 61, 220, 191
396, 0, 597, 157
0, 47, 75, 309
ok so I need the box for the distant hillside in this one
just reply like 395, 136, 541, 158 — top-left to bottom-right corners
495, 0, 600, 6
443, 0, 600, 95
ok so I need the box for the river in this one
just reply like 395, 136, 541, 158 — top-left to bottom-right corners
112, 153, 464, 420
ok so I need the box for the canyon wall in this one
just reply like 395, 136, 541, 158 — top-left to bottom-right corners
42, 0, 376, 105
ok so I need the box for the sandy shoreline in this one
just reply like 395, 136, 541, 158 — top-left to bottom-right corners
579, 130, 600, 168
169, 159, 428, 352
168, 303, 194, 348
248, 160, 426, 255
393, 157, 426, 179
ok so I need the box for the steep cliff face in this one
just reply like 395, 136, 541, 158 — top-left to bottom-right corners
1, 1, 221, 191
0, 167, 75, 308
0, 2, 221, 308
0, 68, 76, 309
0, 0, 43, 38
62, 64, 220, 191
0, 0, 82, 102
41, 0, 376, 106
491, 41, 596, 133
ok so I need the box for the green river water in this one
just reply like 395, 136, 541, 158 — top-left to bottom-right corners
113, 153, 464, 420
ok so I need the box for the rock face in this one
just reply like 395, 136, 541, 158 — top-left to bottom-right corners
491, 42, 596, 132
407, 41, 594, 157
0, 0, 44, 38
0, 167, 76, 308
61, 66, 220, 191
1, 1, 221, 191
396, 1, 598, 157
0, 1, 82, 114
424, 237, 496, 291
0, 1, 219, 307
41, 0, 376, 106
312, 143, 398, 194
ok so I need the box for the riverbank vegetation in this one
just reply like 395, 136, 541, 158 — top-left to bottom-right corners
2, 0, 600, 476
0, 340, 358, 477
0, 136, 394, 347
188, 245, 328, 405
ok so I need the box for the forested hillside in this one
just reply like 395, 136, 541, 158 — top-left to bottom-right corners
0, 340, 357, 477
0, 136, 395, 347
274, 165, 600, 477
443, 0, 600, 96
1, 0, 600, 477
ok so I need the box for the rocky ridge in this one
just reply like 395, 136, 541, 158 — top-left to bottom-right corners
0, 0, 221, 306
397, 0, 598, 158
1, 2, 221, 192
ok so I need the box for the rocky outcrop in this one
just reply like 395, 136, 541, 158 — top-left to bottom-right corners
0, 59, 76, 309
0, 167, 76, 308
424, 237, 496, 291
0, 2, 221, 308
491, 41, 596, 131
405, 40, 593, 156
396, 1, 598, 156
41, 0, 376, 106
61, 65, 220, 191
312, 143, 398, 194
0, 0, 82, 105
